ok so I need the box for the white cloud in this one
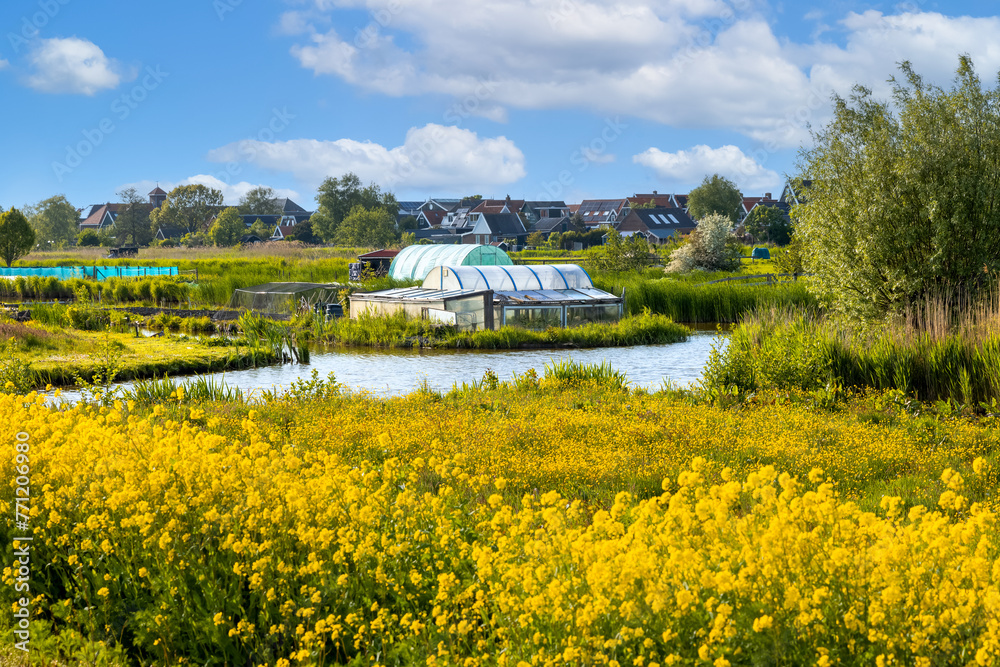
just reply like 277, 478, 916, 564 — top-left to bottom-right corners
119, 178, 300, 207
0, 58, 9, 70
633, 144, 781, 192
206, 123, 526, 191
26, 37, 126, 95
286, 2, 1000, 147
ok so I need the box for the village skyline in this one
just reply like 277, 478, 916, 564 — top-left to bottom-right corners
1, 0, 998, 209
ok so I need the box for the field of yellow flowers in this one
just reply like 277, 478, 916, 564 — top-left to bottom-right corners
2, 375, 1000, 665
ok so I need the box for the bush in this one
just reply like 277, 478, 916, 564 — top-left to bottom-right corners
666, 213, 741, 272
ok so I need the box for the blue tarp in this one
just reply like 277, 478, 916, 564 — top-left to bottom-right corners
0, 266, 179, 280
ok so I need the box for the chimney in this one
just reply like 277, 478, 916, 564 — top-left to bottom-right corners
765, 193, 772, 200
653, 190, 658, 195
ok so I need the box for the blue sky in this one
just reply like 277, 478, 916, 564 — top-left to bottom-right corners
1, 0, 997, 211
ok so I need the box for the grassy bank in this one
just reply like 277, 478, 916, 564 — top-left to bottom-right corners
317, 310, 690, 349
703, 306, 1000, 406
592, 272, 818, 322
0, 319, 277, 390
1, 373, 998, 664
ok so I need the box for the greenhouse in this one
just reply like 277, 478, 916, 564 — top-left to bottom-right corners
388, 244, 513, 281
422, 264, 594, 291
230, 282, 341, 314
349, 264, 623, 331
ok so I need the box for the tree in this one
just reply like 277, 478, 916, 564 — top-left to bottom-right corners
744, 205, 792, 245
335, 205, 399, 247
311, 173, 398, 243
794, 57, 1000, 319
592, 229, 651, 271
285, 220, 317, 244
77, 230, 102, 247
209, 207, 246, 247
248, 218, 273, 240
115, 187, 154, 246
0, 208, 36, 267
25, 195, 78, 249
527, 231, 546, 248
686, 174, 743, 223
238, 186, 281, 216
149, 184, 223, 235
666, 213, 741, 272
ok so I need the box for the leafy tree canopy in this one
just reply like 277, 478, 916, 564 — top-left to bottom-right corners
312, 173, 398, 243
687, 174, 743, 223
115, 187, 154, 247
794, 56, 1000, 319
0, 208, 36, 267
238, 186, 281, 216
335, 205, 399, 248
209, 207, 246, 247
25, 195, 78, 249
744, 205, 792, 246
149, 184, 224, 235
592, 229, 651, 272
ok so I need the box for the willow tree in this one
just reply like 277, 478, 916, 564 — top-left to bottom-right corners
794, 56, 1000, 319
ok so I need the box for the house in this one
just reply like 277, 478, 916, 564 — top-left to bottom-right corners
780, 179, 812, 205
740, 193, 779, 221
443, 198, 484, 228
521, 201, 570, 225
462, 212, 527, 246
471, 195, 526, 215
421, 198, 462, 213
531, 215, 575, 236
576, 199, 628, 227
416, 210, 447, 229
79, 186, 166, 232
616, 207, 696, 245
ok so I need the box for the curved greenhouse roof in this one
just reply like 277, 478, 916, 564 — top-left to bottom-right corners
389, 244, 512, 281
422, 264, 594, 292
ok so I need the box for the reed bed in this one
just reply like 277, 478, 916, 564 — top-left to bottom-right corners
317, 310, 689, 349
592, 273, 818, 322
704, 302, 1000, 405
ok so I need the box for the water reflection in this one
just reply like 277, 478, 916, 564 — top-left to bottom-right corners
53, 330, 727, 402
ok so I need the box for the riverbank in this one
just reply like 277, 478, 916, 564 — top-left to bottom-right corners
0, 322, 276, 390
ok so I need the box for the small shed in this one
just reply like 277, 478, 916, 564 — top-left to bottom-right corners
351, 249, 400, 281
388, 243, 513, 281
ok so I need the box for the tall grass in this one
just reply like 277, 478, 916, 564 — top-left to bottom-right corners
703, 302, 1000, 405
319, 311, 689, 349
592, 274, 818, 322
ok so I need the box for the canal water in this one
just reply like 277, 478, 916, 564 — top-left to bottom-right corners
53, 329, 727, 402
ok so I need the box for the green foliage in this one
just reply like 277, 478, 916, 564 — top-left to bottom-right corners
115, 186, 154, 246
772, 236, 805, 274
666, 213, 741, 272
795, 57, 1000, 319
0, 208, 36, 267
77, 230, 102, 247
743, 205, 792, 245
703, 306, 1000, 406
26, 195, 78, 249
209, 207, 246, 247
237, 186, 281, 216
592, 272, 817, 322
526, 231, 546, 248
311, 172, 398, 243
591, 228, 651, 272
0, 337, 35, 393
686, 174, 743, 222
335, 205, 399, 248
284, 219, 316, 244
149, 184, 224, 235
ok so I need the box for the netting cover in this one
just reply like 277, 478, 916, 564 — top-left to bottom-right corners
0, 266, 177, 280
389, 244, 512, 281
422, 264, 594, 291
229, 282, 341, 313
